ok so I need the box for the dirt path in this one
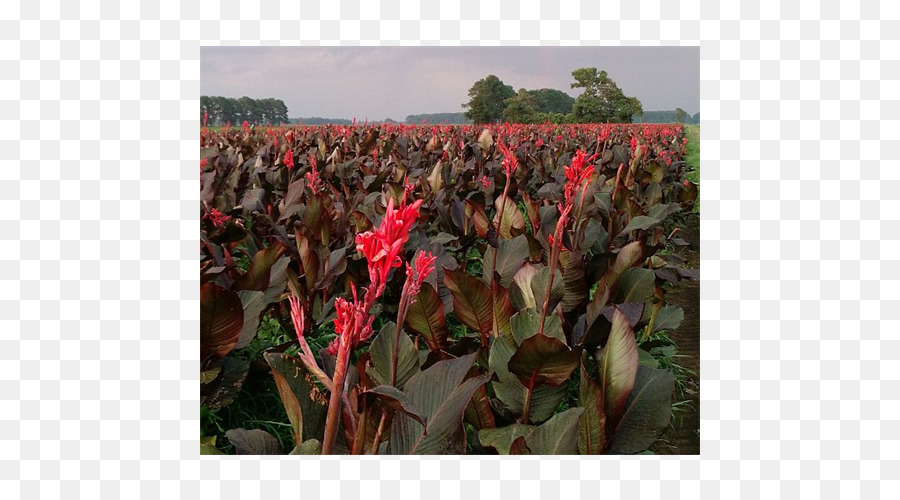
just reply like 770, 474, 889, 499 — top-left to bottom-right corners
655, 213, 700, 454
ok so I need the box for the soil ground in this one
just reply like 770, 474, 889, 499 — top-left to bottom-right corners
655, 212, 700, 454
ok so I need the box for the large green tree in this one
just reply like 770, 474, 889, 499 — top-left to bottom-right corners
570, 68, 643, 123
502, 88, 540, 123
462, 75, 515, 124
526, 88, 576, 114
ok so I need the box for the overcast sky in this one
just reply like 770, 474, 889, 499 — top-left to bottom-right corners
201, 46, 699, 120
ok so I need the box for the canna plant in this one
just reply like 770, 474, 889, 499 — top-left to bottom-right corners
200, 123, 697, 455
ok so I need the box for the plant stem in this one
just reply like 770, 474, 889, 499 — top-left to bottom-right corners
321, 340, 351, 455
351, 403, 368, 455
540, 214, 566, 337
607, 164, 625, 255
297, 335, 334, 392
572, 181, 591, 248
370, 409, 389, 454
391, 280, 412, 386
522, 372, 537, 425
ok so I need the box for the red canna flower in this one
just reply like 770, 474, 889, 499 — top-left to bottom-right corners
242, 121, 249, 133
405, 251, 437, 298
204, 208, 231, 228
478, 174, 492, 189
355, 197, 423, 302
563, 149, 597, 208
305, 154, 322, 192
497, 141, 518, 178
288, 295, 306, 340
200, 158, 208, 169
284, 149, 294, 170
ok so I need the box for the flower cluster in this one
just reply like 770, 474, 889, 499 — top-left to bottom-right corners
288, 294, 306, 340
405, 250, 437, 298
354, 197, 423, 302
305, 154, 322, 192
478, 174, 492, 189
204, 208, 231, 228
599, 125, 611, 143
326, 284, 375, 355
322, 197, 425, 356
284, 149, 294, 170
497, 141, 518, 178
563, 149, 598, 208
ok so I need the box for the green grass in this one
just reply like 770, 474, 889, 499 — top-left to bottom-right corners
683, 124, 700, 213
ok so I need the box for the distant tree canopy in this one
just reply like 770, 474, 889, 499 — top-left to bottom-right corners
632, 110, 700, 124
201, 96, 289, 125
462, 69, 653, 124
570, 68, 643, 123
526, 88, 576, 115
405, 112, 472, 124
502, 89, 540, 124
462, 75, 516, 124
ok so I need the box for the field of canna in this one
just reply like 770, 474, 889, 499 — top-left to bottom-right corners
200, 121, 699, 455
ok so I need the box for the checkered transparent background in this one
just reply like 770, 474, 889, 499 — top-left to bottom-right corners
1, 0, 897, 498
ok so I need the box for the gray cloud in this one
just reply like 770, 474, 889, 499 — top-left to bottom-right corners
200, 46, 699, 120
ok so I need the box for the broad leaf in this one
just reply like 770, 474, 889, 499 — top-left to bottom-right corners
510, 308, 565, 344
225, 428, 283, 455
288, 439, 322, 455
607, 365, 675, 454
464, 383, 497, 430
493, 194, 526, 239
559, 248, 588, 312
510, 263, 540, 311
264, 352, 328, 444
404, 283, 449, 351
363, 386, 427, 430
508, 335, 580, 387
651, 305, 684, 333
391, 353, 491, 454
443, 268, 493, 337
234, 240, 287, 292
577, 363, 606, 455
596, 308, 639, 429
526, 407, 584, 455
202, 356, 250, 410
490, 310, 568, 423
587, 240, 644, 324
234, 290, 266, 350
478, 407, 584, 455
617, 216, 661, 238
482, 235, 529, 288
478, 424, 532, 454
368, 322, 420, 389
508, 436, 532, 454
530, 266, 565, 317
200, 283, 244, 361
491, 277, 515, 341
612, 268, 656, 304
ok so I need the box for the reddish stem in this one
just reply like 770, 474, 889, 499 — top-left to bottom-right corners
322, 339, 351, 455
369, 409, 389, 454
391, 279, 412, 386
522, 370, 537, 425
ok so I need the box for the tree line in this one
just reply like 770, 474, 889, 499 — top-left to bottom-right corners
462, 67, 693, 125
200, 96, 290, 126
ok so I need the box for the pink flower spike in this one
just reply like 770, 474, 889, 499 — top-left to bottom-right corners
288, 295, 305, 340
497, 141, 518, 177
406, 251, 437, 298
